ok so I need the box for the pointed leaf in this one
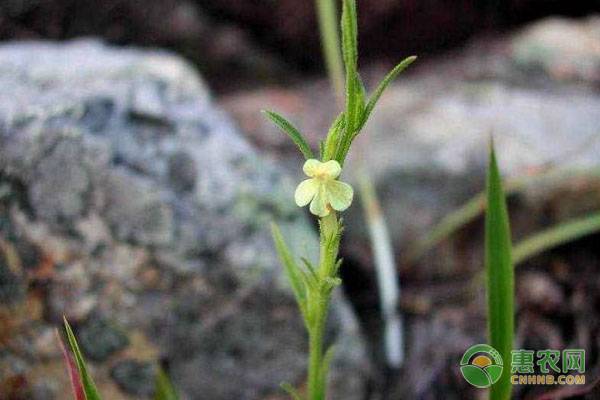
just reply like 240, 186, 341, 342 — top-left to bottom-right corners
353, 73, 366, 129
271, 223, 307, 318
154, 368, 180, 400
485, 143, 514, 400
341, 0, 358, 138
262, 110, 314, 159
323, 112, 345, 161
56, 329, 86, 400
63, 317, 102, 400
300, 257, 318, 281
360, 56, 416, 129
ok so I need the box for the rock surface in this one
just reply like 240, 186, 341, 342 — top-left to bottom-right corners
0, 40, 368, 399
2, 1, 598, 93
0, 0, 288, 93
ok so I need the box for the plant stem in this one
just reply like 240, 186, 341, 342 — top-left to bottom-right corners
308, 297, 327, 400
306, 212, 339, 399
315, 0, 345, 103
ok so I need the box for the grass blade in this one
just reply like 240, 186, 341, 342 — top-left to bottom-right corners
485, 143, 514, 400
154, 368, 180, 400
56, 329, 86, 400
63, 317, 102, 400
360, 56, 416, 130
408, 167, 600, 263
271, 223, 308, 320
262, 110, 314, 159
513, 211, 600, 265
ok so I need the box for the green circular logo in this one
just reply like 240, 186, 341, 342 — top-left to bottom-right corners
460, 344, 504, 388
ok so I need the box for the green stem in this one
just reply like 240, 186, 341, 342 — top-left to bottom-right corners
307, 212, 339, 400
308, 298, 327, 400
315, 0, 345, 103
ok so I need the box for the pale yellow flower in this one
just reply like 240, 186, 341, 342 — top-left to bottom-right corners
295, 159, 354, 217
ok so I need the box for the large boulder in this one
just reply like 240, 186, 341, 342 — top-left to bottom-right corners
0, 40, 368, 399
0, 1, 287, 93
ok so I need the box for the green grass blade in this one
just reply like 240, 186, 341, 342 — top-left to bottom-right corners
271, 223, 308, 319
360, 56, 416, 130
63, 317, 102, 400
262, 110, 314, 160
154, 368, 180, 400
513, 211, 600, 265
485, 144, 514, 400
408, 167, 600, 263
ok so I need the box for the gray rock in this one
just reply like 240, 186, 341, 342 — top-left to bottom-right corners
110, 360, 156, 397
345, 64, 600, 264
77, 317, 130, 362
511, 15, 600, 84
0, 40, 368, 399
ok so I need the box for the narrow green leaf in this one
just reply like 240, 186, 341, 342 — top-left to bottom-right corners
321, 277, 342, 294
63, 317, 102, 400
341, 0, 358, 138
360, 56, 416, 130
271, 223, 308, 318
407, 167, 600, 263
300, 257, 319, 281
154, 368, 180, 400
513, 211, 600, 265
485, 143, 514, 400
353, 73, 366, 128
319, 140, 326, 160
262, 110, 314, 159
323, 112, 345, 161
280, 382, 303, 400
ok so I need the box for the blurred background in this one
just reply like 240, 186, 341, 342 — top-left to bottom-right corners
1, 0, 600, 399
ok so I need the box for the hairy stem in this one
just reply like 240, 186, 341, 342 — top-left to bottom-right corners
308, 296, 328, 400
307, 212, 339, 399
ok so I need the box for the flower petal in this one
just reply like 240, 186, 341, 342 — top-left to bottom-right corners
309, 185, 330, 217
302, 159, 322, 177
295, 179, 318, 207
326, 180, 354, 212
321, 160, 342, 179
